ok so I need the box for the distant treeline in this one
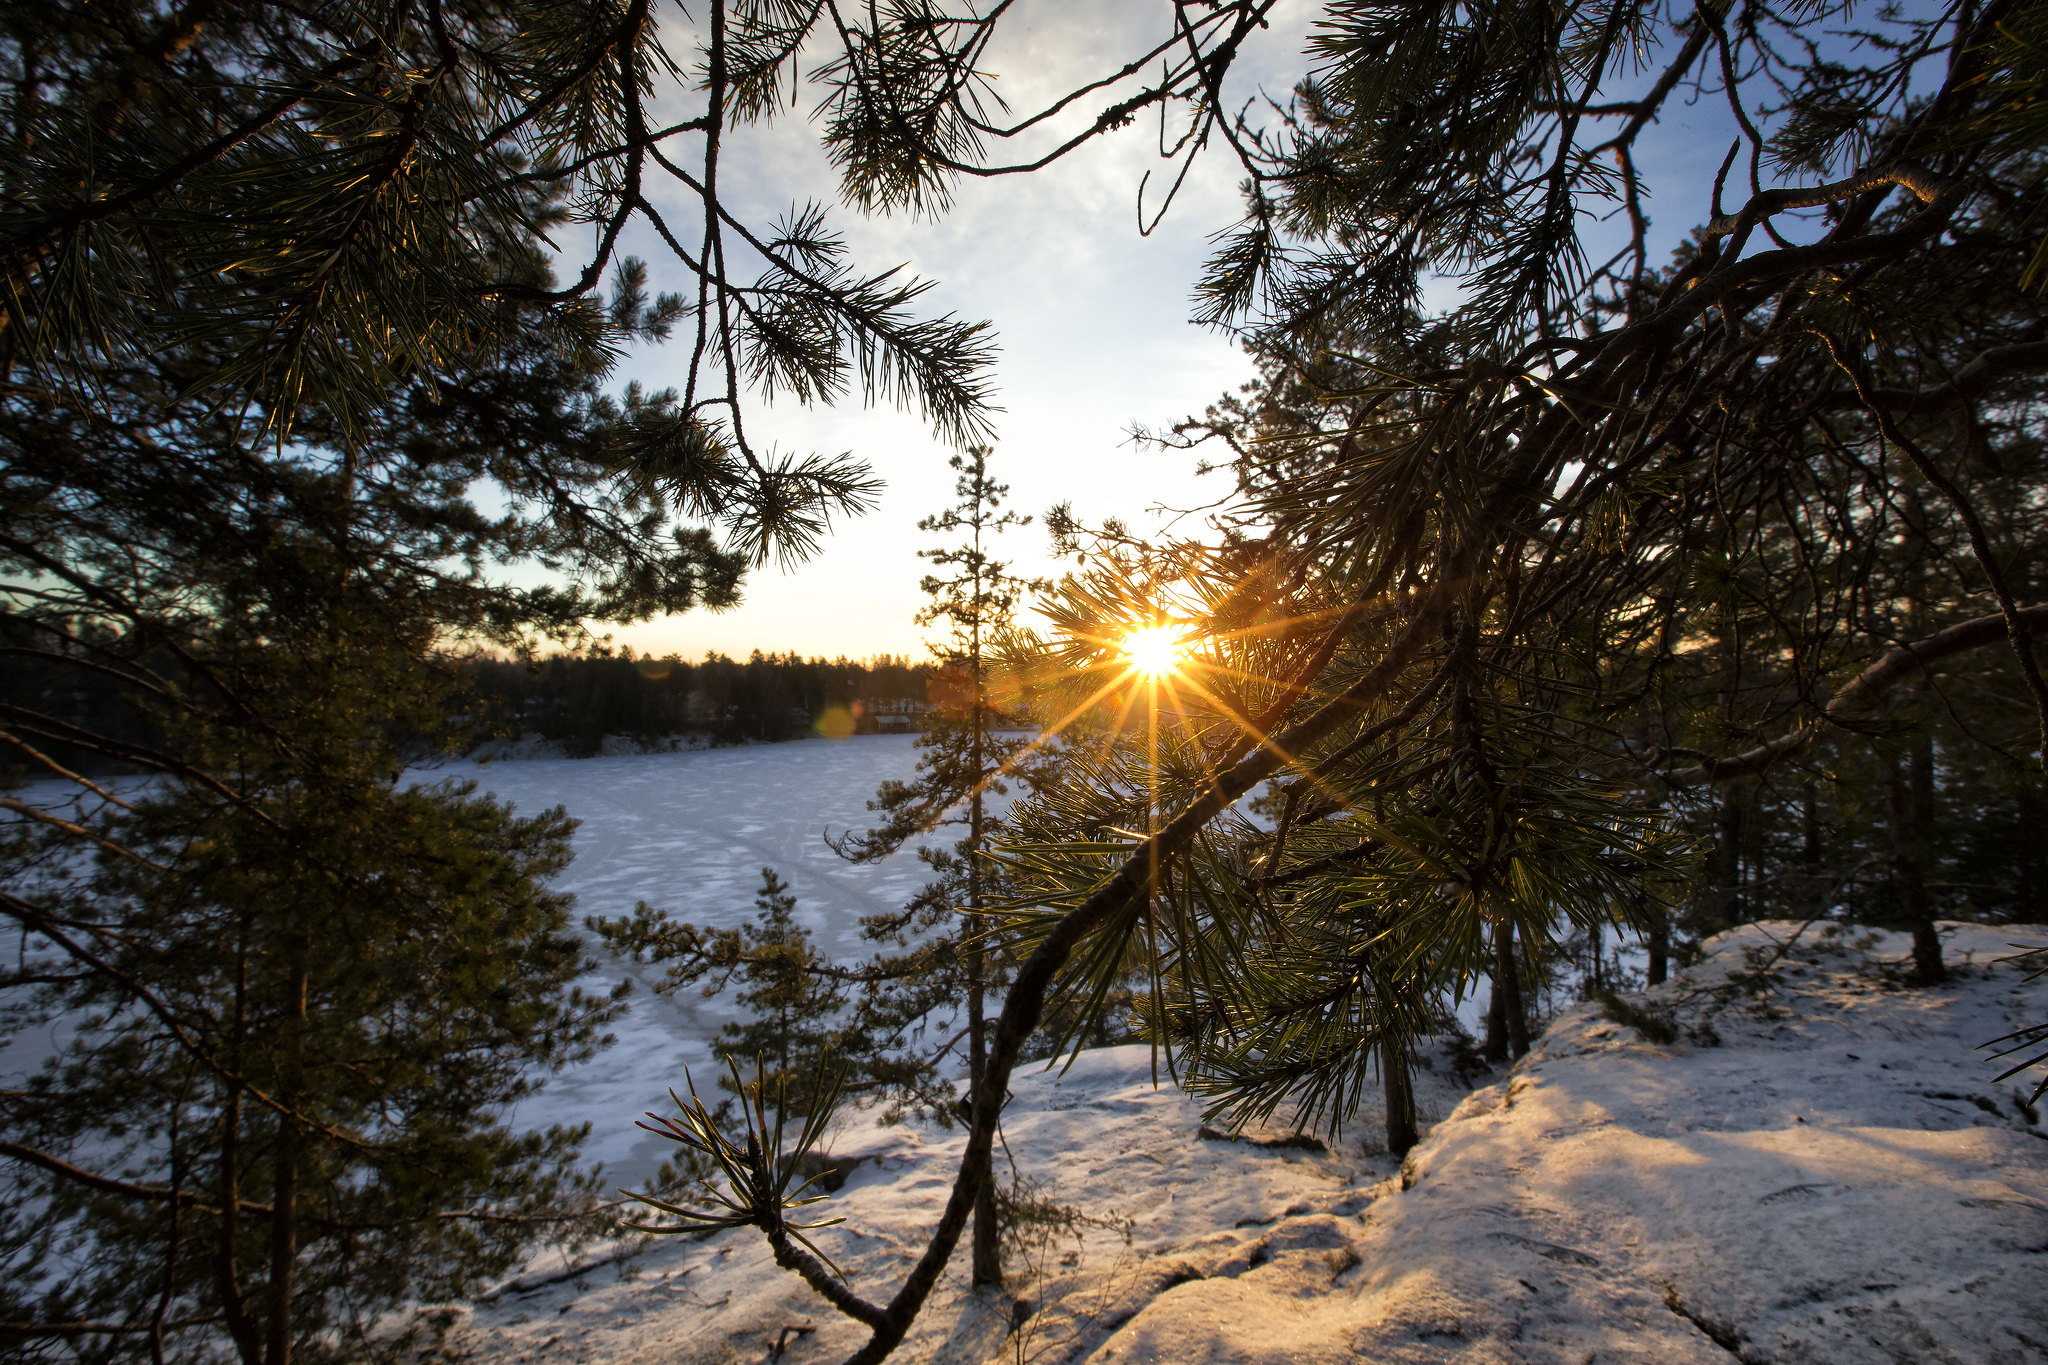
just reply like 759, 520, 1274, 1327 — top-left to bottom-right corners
466, 650, 935, 753
0, 641, 934, 779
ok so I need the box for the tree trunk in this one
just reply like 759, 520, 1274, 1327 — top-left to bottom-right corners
1483, 929, 1508, 1062
1887, 736, 1945, 984
153, 1091, 185, 1365
2021, 784, 2036, 921
1801, 780, 1824, 916
1909, 724, 1943, 983
1646, 899, 1669, 987
265, 1118, 300, 1365
265, 945, 308, 1365
1383, 1040, 1418, 1157
217, 926, 262, 1365
1496, 922, 1529, 1058
966, 939, 998, 1285
1712, 786, 1744, 931
966, 619, 999, 1287
1891, 526, 1944, 984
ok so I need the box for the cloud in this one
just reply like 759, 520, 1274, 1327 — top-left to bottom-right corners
606, 1, 1320, 661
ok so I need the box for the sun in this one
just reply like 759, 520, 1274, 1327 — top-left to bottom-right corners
1121, 624, 1187, 678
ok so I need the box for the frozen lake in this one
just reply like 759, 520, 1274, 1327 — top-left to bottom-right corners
421, 735, 931, 1185
3, 735, 1608, 1189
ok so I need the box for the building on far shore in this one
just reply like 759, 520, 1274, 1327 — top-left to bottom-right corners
856, 697, 932, 734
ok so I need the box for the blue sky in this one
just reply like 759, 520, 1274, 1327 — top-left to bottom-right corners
594, 2, 1316, 660
594, 0, 1801, 662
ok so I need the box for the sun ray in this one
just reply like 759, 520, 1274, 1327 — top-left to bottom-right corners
959, 670, 1135, 808
1106, 672, 1149, 737
1161, 667, 1322, 787
845, 667, 1145, 854
1171, 657, 1367, 718
1198, 593, 1389, 645
956, 609, 1379, 852
1120, 624, 1188, 678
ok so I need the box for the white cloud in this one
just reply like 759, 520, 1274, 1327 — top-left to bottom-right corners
602, 1, 1318, 660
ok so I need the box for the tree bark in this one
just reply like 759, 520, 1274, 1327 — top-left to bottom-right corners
264, 944, 308, 1365
1712, 785, 1744, 932
216, 924, 261, 1365
1483, 926, 1509, 1061
1909, 723, 1944, 982
1801, 780, 1824, 915
1887, 730, 1945, 984
1907, 724, 1944, 983
264, 1118, 300, 1365
965, 871, 998, 1281
1383, 1040, 1418, 1157
1646, 902, 1669, 987
2020, 784, 2036, 921
1496, 922, 1529, 1058
966, 547, 999, 1289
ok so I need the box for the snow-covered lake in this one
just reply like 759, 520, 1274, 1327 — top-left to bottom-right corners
420, 735, 931, 1185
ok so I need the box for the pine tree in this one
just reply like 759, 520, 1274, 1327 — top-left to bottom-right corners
709, 869, 848, 1106
830, 446, 1047, 1286
0, 262, 750, 1364
628, 8, 2048, 1359
0, 516, 630, 1361
2, 777, 618, 1365
615, 449, 1057, 1290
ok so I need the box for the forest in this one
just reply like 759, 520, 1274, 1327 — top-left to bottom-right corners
1, 645, 936, 774
464, 651, 933, 749
4, 1, 2048, 1362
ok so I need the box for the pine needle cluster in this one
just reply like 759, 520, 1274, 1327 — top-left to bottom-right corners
663, 7, 2048, 1359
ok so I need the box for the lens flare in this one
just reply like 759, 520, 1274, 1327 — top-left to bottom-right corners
1121, 624, 1187, 678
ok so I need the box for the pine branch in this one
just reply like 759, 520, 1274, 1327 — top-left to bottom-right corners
1657, 606, 2048, 785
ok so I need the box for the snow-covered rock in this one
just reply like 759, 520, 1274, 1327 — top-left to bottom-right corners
440, 921, 2048, 1364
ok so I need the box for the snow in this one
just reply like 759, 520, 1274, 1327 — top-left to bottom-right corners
420, 736, 932, 1185
3, 739, 937, 1185
437, 920, 2048, 1364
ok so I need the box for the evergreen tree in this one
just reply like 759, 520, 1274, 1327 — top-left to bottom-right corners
597, 451, 1052, 1285
830, 446, 1047, 1286
644, 7, 2048, 1360
599, 872, 879, 1129
0, 412, 640, 1360
0, 235, 781, 1363
706, 869, 847, 1108
2, 768, 618, 1365
456, 651, 937, 753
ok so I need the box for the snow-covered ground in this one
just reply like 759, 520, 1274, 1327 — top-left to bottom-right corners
439, 920, 2048, 1365
421, 736, 930, 1184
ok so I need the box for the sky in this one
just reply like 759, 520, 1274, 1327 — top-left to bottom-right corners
597, 2, 1319, 661
590, 0, 1830, 663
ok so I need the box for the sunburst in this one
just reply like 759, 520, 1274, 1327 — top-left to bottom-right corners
1121, 624, 1187, 678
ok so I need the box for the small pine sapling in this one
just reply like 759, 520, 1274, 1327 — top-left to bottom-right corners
715, 870, 849, 1106
593, 868, 850, 1115
827, 446, 1052, 1286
